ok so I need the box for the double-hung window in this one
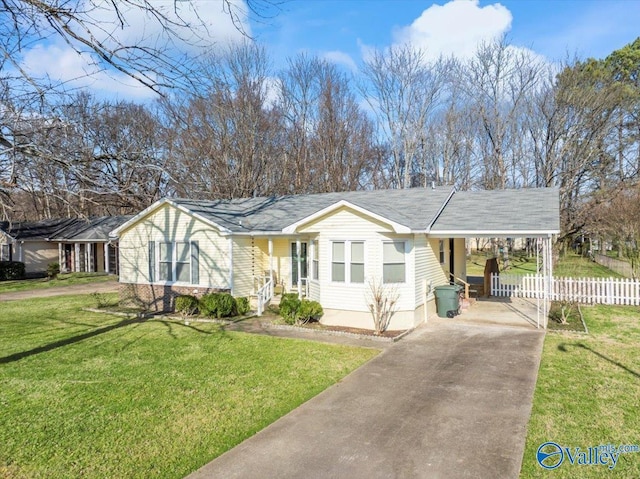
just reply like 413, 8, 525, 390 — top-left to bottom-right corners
331, 240, 365, 283
350, 242, 364, 283
150, 241, 199, 284
312, 240, 319, 280
439, 240, 445, 264
383, 241, 406, 283
0, 244, 10, 262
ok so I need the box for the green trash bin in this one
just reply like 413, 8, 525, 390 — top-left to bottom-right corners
434, 284, 462, 318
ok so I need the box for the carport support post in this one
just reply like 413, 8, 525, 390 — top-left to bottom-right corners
544, 235, 553, 329
58, 243, 63, 272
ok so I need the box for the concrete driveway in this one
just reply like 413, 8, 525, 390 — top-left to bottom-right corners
187, 319, 545, 479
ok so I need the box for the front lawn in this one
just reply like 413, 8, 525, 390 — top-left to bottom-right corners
467, 252, 622, 278
0, 272, 116, 293
520, 305, 640, 478
0, 294, 378, 478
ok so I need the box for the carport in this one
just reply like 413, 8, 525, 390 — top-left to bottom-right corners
429, 188, 560, 328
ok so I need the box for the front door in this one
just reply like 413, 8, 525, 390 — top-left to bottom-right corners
291, 242, 308, 286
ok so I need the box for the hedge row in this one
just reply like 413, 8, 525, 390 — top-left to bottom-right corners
0, 261, 26, 281
175, 293, 251, 318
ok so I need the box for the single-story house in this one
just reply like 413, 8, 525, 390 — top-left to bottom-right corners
0, 216, 131, 276
111, 187, 560, 331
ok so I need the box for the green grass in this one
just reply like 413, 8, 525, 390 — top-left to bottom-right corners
467, 252, 622, 278
0, 273, 116, 293
553, 254, 623, 279
520, 305, 640, 478
0, 294, 378, 478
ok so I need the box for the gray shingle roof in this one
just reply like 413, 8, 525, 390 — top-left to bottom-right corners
172, 187, 456, 233
51, 216, 133, 241
430, 188, 560, 234
0, 216, 132, 241
0, 218, 78, 241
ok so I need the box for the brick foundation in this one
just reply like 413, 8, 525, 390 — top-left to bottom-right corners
120, 283, 229, 312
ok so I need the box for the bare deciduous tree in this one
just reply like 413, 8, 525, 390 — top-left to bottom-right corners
360, 45, 445, 188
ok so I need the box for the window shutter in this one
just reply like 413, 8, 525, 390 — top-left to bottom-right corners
148, 241, 156, 283
190, 240, 199, 285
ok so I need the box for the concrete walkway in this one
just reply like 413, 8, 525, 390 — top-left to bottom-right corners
0, 279, 118, 301
187, 319, 545, 479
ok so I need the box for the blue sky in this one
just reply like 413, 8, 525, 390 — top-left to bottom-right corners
19, 0, 640, 100
255, 0, 640, 69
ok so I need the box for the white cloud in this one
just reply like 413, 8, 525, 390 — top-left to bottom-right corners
88, 0, 249, 55
18, 0, 251, 100
393, 0, 512, 60
323, 51, 358, 72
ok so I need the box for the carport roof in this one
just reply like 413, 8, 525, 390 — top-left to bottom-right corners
430, 187, 560, 237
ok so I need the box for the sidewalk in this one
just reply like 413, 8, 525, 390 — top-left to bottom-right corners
0, 280, 118, 301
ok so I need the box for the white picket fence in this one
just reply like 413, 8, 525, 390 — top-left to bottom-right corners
491, 273, 640, 306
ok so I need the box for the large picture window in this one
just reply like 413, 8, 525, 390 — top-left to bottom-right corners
383, 241, 406, 283
150, 241, 199, 284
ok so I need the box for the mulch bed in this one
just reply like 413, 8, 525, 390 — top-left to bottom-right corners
284, 320, 407, 339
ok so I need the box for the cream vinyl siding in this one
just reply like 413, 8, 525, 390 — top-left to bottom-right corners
118, 204, 230, 288
415, 235, 450, 305
427, 237, 450, 285
298, 206, 415, 313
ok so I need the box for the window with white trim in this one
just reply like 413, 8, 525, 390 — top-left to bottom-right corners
331, 241, 345, 282
1, 244, 10, 262
350, 241, 364, 283
331, 240, 365, 283
383, 241, 406, 283
159, 242, 174, 281
439, 240, 445, 264
312, 239, 319, 280
150, 241, 199, 284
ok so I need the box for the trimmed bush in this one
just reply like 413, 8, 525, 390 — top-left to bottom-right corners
47, 262, 60, 279
279, 293, 301, 325
234, 296, 250, 316
297, 300, 323, 323
175, 295, 199, 316
199, 292, 236, 318
278, 295, 323, 325
0, 261, 26, 281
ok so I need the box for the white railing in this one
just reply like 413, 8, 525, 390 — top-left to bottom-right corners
491, 273, 640, 305
256, 278, 274, 316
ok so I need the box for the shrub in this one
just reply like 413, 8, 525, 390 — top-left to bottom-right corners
175, 295, 199, 316
278, 295, 323, 325
199, 292, 236, 318
279, 293, 301, 325
0, 261, 26, 281
234, 296, 250, 316
47, 262, 60, 279
216, 293, 236, 318
297, 300, 323, 323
